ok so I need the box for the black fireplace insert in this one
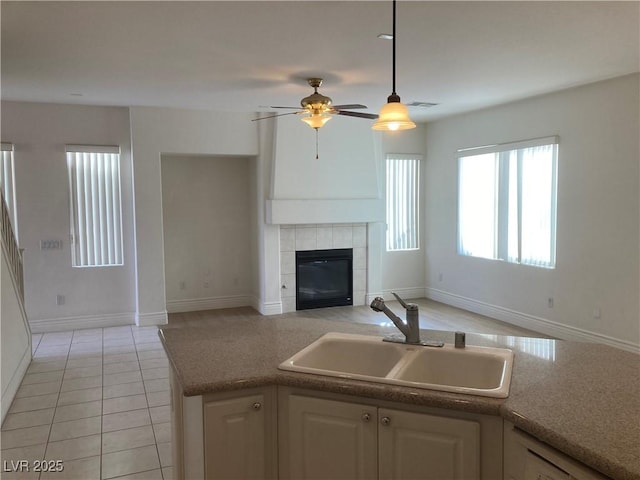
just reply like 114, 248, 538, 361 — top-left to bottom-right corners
296, 248, 353, 310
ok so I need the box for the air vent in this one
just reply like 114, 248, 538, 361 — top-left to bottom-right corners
407, 101, 439, 108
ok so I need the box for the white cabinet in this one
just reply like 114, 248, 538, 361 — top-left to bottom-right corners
503, 421, 609, 480
170, 375, 277, 480
284, 395, 377, 479
378, 407, 479, 480
204, 391, 276, 479
280, 390, 488, 480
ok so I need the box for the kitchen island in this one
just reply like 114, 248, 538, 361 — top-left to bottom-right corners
160, 312, 640, 480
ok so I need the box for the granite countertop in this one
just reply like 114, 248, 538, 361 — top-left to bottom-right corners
159, 314, 640, 480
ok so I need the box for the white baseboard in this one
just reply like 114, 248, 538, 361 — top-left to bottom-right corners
365, 288, 426, 305
252, 298, 282, 316
136, 311, 168, 327
30, 312, 135, 333
166, 295, 252, 314
425, 287, 639, 353
1, 343, 31, 424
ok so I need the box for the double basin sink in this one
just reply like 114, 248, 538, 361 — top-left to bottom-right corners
279, 332, 514, 398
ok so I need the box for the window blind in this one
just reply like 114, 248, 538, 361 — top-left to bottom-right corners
457, 137, 558, 268
66, 145, 123, 267
386, 154, 421, 251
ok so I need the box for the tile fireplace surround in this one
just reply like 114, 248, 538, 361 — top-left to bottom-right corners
279, 224, 367, 313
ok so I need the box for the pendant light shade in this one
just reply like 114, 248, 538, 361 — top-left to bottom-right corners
373, 0, 416, 131
372, 96, 415, 131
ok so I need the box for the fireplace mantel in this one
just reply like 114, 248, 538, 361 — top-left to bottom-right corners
266, 198, 384, 225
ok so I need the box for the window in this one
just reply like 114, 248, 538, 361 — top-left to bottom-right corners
1, 143, 18, 238
386, 154, 421, 251
66, 145, 123, 267
457, 136, 558, 268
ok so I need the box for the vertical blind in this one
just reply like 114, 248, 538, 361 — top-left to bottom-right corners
457, 137, 558, 268
66, 145, 123, 267
386, 155, 421, 251
1, 143, 18, 238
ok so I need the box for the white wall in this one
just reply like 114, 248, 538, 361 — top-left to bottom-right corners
377, 125, 428, 300
267, 114, 384, 225
1, 102, 136, 332
254, 118, 281, 315
161, 154, 253, 312
265, 114, 428, 304
129, 107, 259, 324
424, 74, 639, 350
1, 245, 31, 423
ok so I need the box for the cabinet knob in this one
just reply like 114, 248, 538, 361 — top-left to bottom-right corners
361, 413, 371, 422
252, 402, 262, 411
381, 416, 391, 426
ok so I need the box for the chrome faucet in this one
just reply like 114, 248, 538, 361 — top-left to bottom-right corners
370, 293, 444, 347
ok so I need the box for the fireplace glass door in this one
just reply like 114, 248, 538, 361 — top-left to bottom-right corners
296, 249, 353, 310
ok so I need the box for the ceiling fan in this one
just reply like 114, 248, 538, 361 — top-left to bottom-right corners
253, 78, 378, 130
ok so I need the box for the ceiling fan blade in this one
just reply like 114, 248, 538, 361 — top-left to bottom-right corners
336, 111, 379, 120
332, 104, 367, 110
252, 112, 301, 121
266, 106, 302, 109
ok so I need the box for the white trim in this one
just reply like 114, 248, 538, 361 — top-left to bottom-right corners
256, 300, 282, 316
166, 295, 253, 313
266, 198, 385, 225
379, 287, 426, 302
457, 136, 559, 157
29, 312, 135, 333
136, 311, 168, 327
183, 395, 205, 480
425, 287, 640, 353
1, 342, 31, 423
365, 292, 384, 304
65, 144, 120, 154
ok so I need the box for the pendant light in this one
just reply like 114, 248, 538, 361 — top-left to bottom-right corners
372, 0, 416, 131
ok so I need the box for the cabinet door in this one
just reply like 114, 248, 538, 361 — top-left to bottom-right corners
204, 393, 267, 480
285, 395, 377, 480
378, 408, 480, 480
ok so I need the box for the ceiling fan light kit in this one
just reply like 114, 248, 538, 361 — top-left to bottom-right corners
301, 113, 332, 129
373, 0, 416, 131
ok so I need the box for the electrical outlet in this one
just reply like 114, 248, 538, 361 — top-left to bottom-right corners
41, 240, 63, 250
593, 308, 601, 319
547, 297, 554, 308
179, 281, 186, 290
438, 273, 443, 282
203, 281, 210, 288
56, 294, 65, 306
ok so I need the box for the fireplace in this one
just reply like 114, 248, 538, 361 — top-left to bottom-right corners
296, 249, 353, 310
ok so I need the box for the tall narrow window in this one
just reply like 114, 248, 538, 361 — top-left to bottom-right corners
457, 137, 558, 268
66, 145, 123, 267
1, 143, 18, 239
386, 154, 421, 251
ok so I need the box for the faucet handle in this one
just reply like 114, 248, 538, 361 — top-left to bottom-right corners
391, 292, 409, 309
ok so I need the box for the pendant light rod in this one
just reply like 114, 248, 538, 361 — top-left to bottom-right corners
391, 0, 397, 96
372, 0, 416, 131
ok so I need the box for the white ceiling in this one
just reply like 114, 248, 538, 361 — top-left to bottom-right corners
2, 1, 638, 122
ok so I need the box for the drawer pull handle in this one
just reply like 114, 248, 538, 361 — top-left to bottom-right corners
361, 413, 371, 422
381, 416, 391, 426
252, 402, 262, 411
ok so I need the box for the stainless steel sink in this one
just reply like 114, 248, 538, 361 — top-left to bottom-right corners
279, 332, 514, 398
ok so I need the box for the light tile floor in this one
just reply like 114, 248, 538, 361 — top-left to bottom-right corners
1, 326, 171, 480
1, 300, 546, 480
